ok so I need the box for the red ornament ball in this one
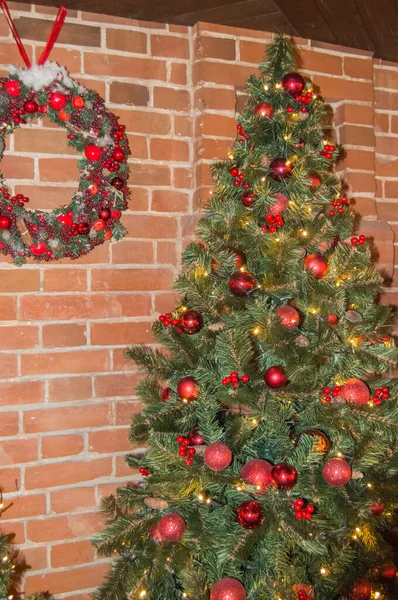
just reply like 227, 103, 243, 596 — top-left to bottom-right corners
5, 80, 21, 97
322, 458, 351, 487
149, 523, 163, 543
340, 378, 370, 406
180, 310, 204, 335
378, 563, 397, 581
236, 500, 264, 529
327, 314, 339, 327
99, 208, 111, 221
271, 462, 298, 489
269, 157, 292, 180
352, 579, 372, 600
370, 503, 385, 516
189, 429, 204, 446
112, 148, 124, 162
308, 173, 321, 187
253, 102, 274, 118
85, 144, 102, 161
267, 193, 289, 216
264, 366, 287, 388
23, 100, 38, 113
240, 459, 273, 493
157, 513, 185, 542
93, 219, 106, 231
210, 578, 246, 600
242, 191, 256, 208
49, 92, 67, 111
204, 442, 232, 471
230, 248, 246, 268
177, 376, 199, 402
161, 387, 172, 402
281, 72, 305, 97
0, 215, 11, 230
72, 96, 85, 108
304, 253, 328, 279
111, 177, 124, 190
276, 306, 300, 329
229, 271, 255, 297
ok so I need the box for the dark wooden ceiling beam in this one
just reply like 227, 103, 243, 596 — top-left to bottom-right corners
314, 0, 374, 53
272, 0, 337, 43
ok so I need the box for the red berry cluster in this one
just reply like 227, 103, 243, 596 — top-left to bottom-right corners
329, 196, 349, 217
372, 386, 390, 406
351, 235, 366, 246
222, 371, 250, 388
111, 123, 125, 142
297, 590, 311, 600
176, 435, 196, 466
139, 467, 150, 476
261, 213, 284, 234
103, 146, 124, 172
236, 123, 251, 143
230, 167, 251, 189
10, 193, 29, 207
319, 142, 336, 160
321, 385, 341, 403
287, 91, 314, 114
294, 498, 315, 520
158, 312, 184, 334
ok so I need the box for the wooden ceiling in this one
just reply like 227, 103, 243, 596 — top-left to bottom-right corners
13, 0, 398, 62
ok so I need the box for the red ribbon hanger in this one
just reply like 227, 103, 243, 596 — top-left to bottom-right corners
0, 1, 67, 68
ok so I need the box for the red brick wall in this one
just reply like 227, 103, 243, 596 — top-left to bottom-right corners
0, 5, 397, 598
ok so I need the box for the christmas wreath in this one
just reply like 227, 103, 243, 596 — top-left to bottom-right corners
0, 4, 130, 265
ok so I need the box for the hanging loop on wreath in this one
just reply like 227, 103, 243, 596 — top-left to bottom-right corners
0, 1, 130, 265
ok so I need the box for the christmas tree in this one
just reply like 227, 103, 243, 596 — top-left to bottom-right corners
93, 35, 398, 600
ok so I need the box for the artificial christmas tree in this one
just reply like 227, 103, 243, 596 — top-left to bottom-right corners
93, 35, 398, 600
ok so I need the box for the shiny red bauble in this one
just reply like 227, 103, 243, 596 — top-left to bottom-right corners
180, 309, 204, 335
99, 208, 111, 221
340, 378, 370, 406
229, 271, 255, 297
242, 191, 256, 208
85, 144, 102, 161
0, 216, 11, 229
240, 459, 273, 493
72, 96, 85, 108
264, 366, 287, 388
189, 429, 204, 446
204, 442, 232, 471
230, 248, 246, 268
210, 578, 247, 600
322, 458, 351, 487
112, 148, 125, 162
23, 100, 38, 113
281, 72, 305, 97
269, 157, 292, 180
377, 563, 397, 580
5, 80, 21, 97
304, 253, 328, 279
276, 306, 300, 329
93, 218, 106, 231
49, 92, 67, 110
236, 500, 264, 529
327, 314, 339, 327
268, 193, 289, 216
111, 177, 124, 190
253, 102, 274, 118
352, 579, 372, 600
177, 376, 199, 402
157, 513, 185, 542
161, 387, 172, 402
271, 462, 298, 489
308, 172, 321, 187
370, 503, 385, 516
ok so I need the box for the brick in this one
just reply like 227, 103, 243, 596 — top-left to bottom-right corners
111, 240, 154, 265
196, 86, 237, 111
377, 201, 398, 221
81, 11, 166, 27
0, 521, 24, 544
110, 82, 149, 106
0, 412, 19, 437
0, 41, 33, 66
375, 155, 398, 177
115, 400, 143, 425
375, 68, 398, 90
22, 546, 48, 571
0, 380, 44, 407
94, 373, 142, 398
43, 269, 87, 292
112, 348, 137, 372
375, 136, 398, 157
39, 158, 79, 183
170, 62, 187, 85
344, 57, 373, 80
16, 17, 101, 47
21, 349, 110, 376
42, 434, 84, 459
152, 190, 189, 212
389, 115, 398, 133
150, 138, 189, 162
173, 167, 193, 188
193, 61, 255, 87
25, 458, 112, 491
151, 35, 189, 59
50, 487, 96, 514
106, 29, 147, 53
200, 113, 236, 138
385, 181, 398, 198
122, 214, 178, 240
25, 562, 109, 595
312, 75, 373, 102
154, 292, 180, 315
339, 125, 374, 147
239, 40, 265, 64
12, 185, 77, 210
51, 540, 95, 568
345, 171, 376, 194
375, 89, 398, 111
89, 428, 131, 453
21, 295, 108, 320
115, 109, 171, 134
127, 134, 149, 159
36, 46, 81, 74
0, 270, 39, 292
104, 294, 152, 317
1, 155, 34, 180
199, 138, 233, 160
13, 128, 76, 155
24, 404, 110, 434
153, 87, 190, 112
26, 511, 104, 543
0, 466, 20, 493
84, 53, 166, 80
91, 321, 153, 346
197, 36, 235, 61
116, 454, 134, 477
174, 116, 192, 137
129, 187, 149, 211
42, 323, 87, 348
0, 438, 38, 465
300, 49, 343, 76
47, 376, 92, 403
1, 493, 45, 519
156, 241, 178, 265
0, 297, 17, 321
339, 149, 375, 172
0, 324, 38, 350
334, 103, 374, 126
75, 76, 106, 97
375, 112, 389, 134
91, 266, 174, 292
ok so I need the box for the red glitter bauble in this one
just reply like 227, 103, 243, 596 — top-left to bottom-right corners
157, 513, 185, 542
230, 248, 246, 268
177, 376, 199, 402
308, 173, 321, 187
111, 177, 124, 190
242, 191, 256, 208
253, 102, 274, 118
180, 310, 204, 335
5, 80, 21, 97
236, 500, 264, 529
49, 92, 67, 111
240, 459, 273, 493
23, 100, 38, 113
267, 193, 289, 216
271, 462, 298, 489
210, 578, 247, 600
281, 72, 305, 97
85, 145, 102, 161
229, 271, 255, 297
149, 523, 162, 542
0, 216, 11, 230
264, 366, 287, 388
304, 253, 328, 279
340, 378, 370, 406
370, 503, 385, 516
112, 148, 124, 162
269, 157, 292, 180
327, 314, 339, 327
352, 579, 372, 600
161, 387, 172, 402
99, 208, 111, 221
322, 458, 351, 487
204, 442, 232, 471
276, 306, 300, 329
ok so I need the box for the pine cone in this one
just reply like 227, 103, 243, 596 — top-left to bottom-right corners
144, 497, 169, 510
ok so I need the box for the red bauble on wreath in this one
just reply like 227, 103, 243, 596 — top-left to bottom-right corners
264, 366, 287, 388
240, 458, 273, 493
269, 157, 293, 180
276, 306, 300, 329
180, 310, 204, 335
304, 253, 328, 279
271, 462, 298, 489
177, 376, 199, 402
340, 378, 370, 406
253, 102, 274, 118
157, 513, 186, 542
267, 193, 289, 216
236, 500, 264, 529
281, 72, 305, 97
229, 271, 256, 297
210, 578, 247, 600
322, 458, 351, 487
352, 579, 372, 600
204, 442, 232, 471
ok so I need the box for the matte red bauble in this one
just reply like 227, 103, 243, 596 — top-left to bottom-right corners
189, 429, 204, 446
49, 92, 67, 110
180, 310, 204, 335
304, 253, 328, 279
264, 366, 287, 388
204, 442, 232, 471
230, 248, 246, 268
229, 271, 255, 297
240, 459, 273, 493
112, 148, 124, 162
370, 503, 385, 516
378, 563, 397, 580
177, 376, 199, 402
157, 513, 185, 542
72, 96, 85, 108
23, 100, 38, 113
267, 193, 289, 216
99, 208, 111, 221
352, 579, 372, 600
0, 216, 11, 229
253, 102, 274, 118
340, 378, 370, 406
210, 578, 247, 600
322, 458, 351, 487
276, 306, 300, 329
327, 314, 339, 327
5, 80, 21, 97
281, 72, 305, 97
269, 157, 293, 180
236, 500, 264, 529
111, 177, 124, 190
149, 523, 162, 542
85, 144, 102, 161
242, 191, 256, 208
161, 387, 172, 402
308, 173, 321, 187
271, 462, 298, 489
